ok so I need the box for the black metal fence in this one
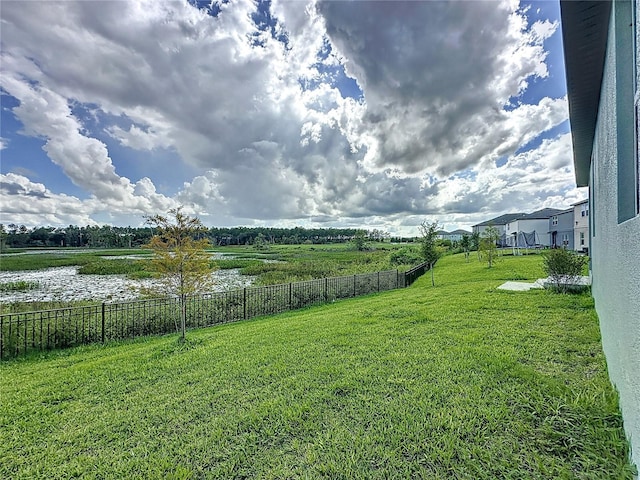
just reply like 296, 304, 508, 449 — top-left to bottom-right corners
404, 261, 433, 286
1, 263, 429, 359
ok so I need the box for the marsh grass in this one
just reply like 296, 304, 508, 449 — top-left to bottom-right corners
0, 280, 40, 292
217, 244, 404, 285
211, 259, 263, 270
0, 253, 95, 271
1, 245, 408, 286
77, 258, 150, 276
1, 299, 100, 314
0, 254, 635, 478
0, 249, 151, 272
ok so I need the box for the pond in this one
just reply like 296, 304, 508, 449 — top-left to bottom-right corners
0, 266, 255, 304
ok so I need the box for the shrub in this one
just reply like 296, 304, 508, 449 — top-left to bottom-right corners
542, 249, 588, 293
389, 246, 422, 266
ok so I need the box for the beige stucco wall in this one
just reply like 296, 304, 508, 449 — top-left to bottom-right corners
590, 2, 640, 468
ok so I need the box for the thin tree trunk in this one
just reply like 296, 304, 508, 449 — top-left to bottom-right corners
180, 294, 186, 341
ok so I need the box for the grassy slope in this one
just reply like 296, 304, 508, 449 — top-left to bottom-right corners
1, 254, 635, 479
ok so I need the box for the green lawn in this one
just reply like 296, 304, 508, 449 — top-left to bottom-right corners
0, 254, 635, 479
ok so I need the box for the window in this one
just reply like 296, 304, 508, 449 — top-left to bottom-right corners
552, 216, 558, 226
580, 232, 585, 246
617, 0, 637, 222
590, 167, 596, 238
581, 203, 589, 217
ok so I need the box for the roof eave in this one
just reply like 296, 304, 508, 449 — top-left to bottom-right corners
559, 1, 612, 187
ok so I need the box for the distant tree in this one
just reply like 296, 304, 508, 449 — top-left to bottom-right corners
253, 232, 269, 250
419, 220, 441, 286
144, 207, 215, 341
460, 234, 471, 262
0, 224, 6, 252
370, 229, 390, 242
351, 230, 369, 251
480, 225, 500, 268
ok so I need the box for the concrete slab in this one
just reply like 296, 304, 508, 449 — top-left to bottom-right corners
497, 281, 544, 291
498, 276, 591, 291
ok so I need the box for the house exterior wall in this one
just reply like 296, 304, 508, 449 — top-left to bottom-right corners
550, 210, 574, 249
444, 231, 471, 242
573, 201, 589, 252
505, 218, 551, 246
503, 222, 516, 245
473, 224, 506, 238
589, 1, 640, 466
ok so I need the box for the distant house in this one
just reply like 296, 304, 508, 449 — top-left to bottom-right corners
436, 229, 472, 243
572, 199, 589, 252
504, 208, 564, 248
472, 213, 527, 245
561, 0, 640, 468
549, 208, 574, 249
446, 229, 471, 242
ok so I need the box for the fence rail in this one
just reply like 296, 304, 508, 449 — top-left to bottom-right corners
1, 263, 430, 360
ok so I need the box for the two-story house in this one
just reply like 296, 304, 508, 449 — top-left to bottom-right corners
549, 208, 575, 249
572, 199, 589, 252
446, 229, 472, 242
472, 213, 526, 246
504, 208, 564, 248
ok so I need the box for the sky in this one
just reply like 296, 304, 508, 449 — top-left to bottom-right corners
0, 0, 586, 235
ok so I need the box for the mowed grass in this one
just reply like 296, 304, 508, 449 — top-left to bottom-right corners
1, 254, 635, 479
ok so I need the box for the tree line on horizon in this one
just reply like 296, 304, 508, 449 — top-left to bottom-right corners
0, 223, 412, 250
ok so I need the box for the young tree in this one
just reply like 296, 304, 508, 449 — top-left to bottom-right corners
145, 207, 215, 341
460, 233, 471, 262
419, 220, 441, 286
471, 231, 481, 260
480, 225, 500, 268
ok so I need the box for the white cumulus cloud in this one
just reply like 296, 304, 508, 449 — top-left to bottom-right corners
0, 0, 576, 232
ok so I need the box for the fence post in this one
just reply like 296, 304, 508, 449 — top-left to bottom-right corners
324, 278, 328, 302
377, 271, 380, 292
243, 288, 247, 320
101, 303, 106, 344
289, 283, 292, 310
353, 274, 356, 297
